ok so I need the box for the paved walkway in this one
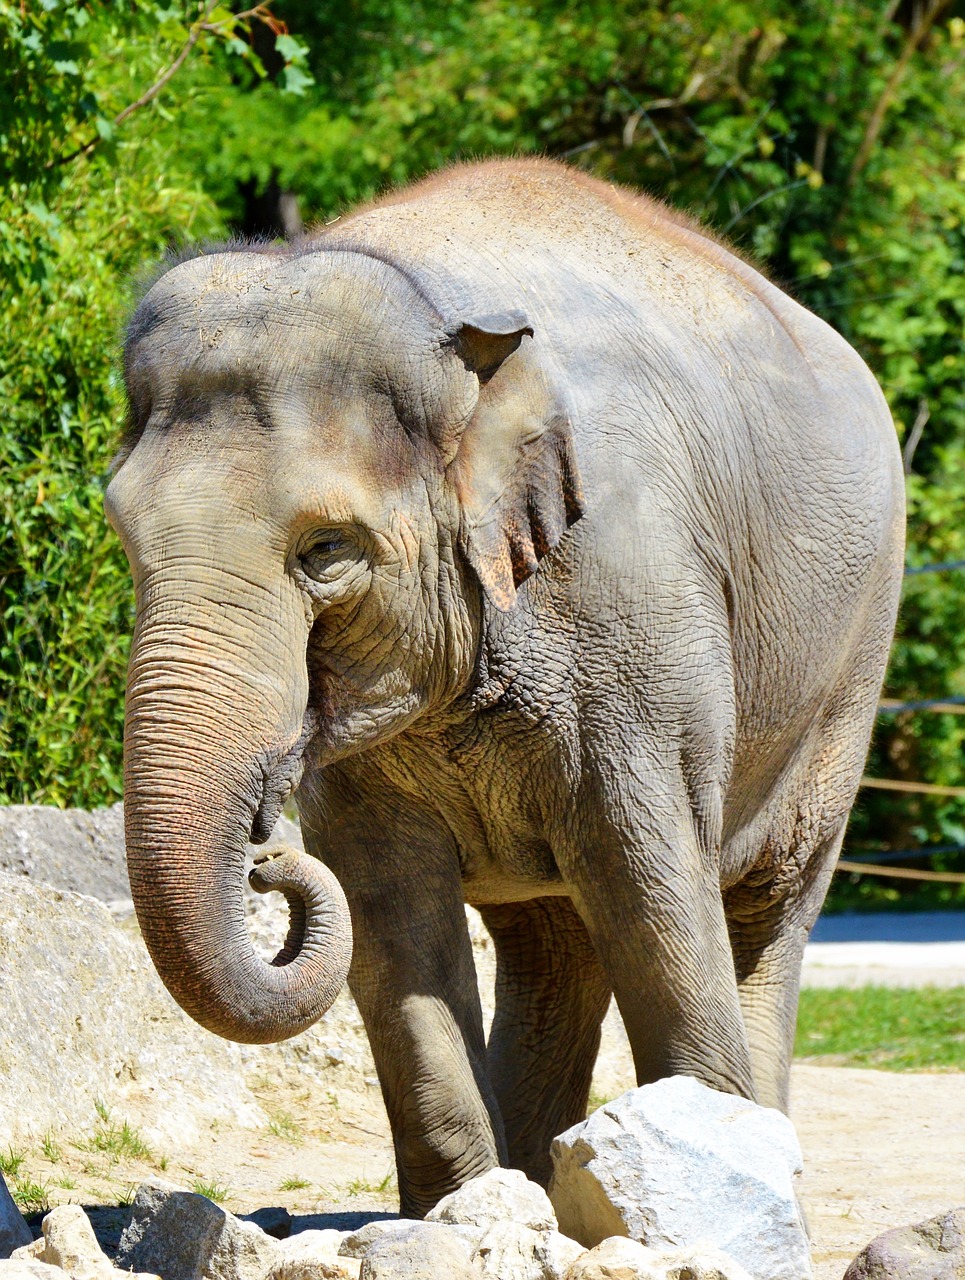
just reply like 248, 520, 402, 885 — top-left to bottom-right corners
803, 911, 965, 986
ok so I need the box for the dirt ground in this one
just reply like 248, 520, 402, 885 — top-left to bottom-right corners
792, 1063, 965, 1278
15, 1052, 964, 1279
9, 889, 962, 1276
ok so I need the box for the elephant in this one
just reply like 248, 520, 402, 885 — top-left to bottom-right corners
105, 158, 904, 1216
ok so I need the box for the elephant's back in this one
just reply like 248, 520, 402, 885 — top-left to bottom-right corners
321, 160, 899, 476
321, 157, 904, 600
319, 157, 781, 336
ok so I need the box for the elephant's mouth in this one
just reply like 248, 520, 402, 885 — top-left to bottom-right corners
249, 708, 323, 844
249, 652, 352, 844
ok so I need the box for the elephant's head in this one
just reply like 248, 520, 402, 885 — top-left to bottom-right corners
105, 246, 582, 1044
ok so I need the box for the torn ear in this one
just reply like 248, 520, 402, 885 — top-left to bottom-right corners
447, 321, 584, 611
450, 312, 534, 385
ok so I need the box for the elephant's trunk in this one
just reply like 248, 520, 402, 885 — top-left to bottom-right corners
123, 581, 352, 1045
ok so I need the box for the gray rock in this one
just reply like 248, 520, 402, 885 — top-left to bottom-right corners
649, 1245, 753, 1280
0, 872, 264, 1145
115, 1180, 281, 1280
548, 1076, 811, 1280
9, 1243, 44, 1263
563, 1237, 663, 1280
541, 1232, 588, 1280
37, 1205, 111, 1279
357, 1224, 478, 1279
843, 1207, 965, 1279
338, 1221, 423, 1258
0, 1260, 70, 1279
0, 804, 129, 901
270, 1229, 359, 1279
472, 1222, 584, 1279
0, 1174, 30, 1259
427, 1169, 558, 1234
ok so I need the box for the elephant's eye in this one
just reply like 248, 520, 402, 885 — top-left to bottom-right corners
299, 532, 347, 581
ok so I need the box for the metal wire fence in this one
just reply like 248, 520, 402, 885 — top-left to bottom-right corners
843, 558, 965, 884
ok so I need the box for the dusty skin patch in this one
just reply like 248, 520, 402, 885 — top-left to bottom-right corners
8, 1057, 964, 1277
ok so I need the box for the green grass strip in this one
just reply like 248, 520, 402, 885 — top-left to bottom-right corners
795, 986, 965, 1071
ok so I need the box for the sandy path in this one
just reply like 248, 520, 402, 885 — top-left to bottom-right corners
792, 1064, 965, 1278
25, 1056, 962, 1279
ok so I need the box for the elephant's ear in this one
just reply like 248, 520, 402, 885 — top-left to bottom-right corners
445, 313, 584, 612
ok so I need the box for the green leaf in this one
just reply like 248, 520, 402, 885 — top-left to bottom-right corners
278, 63, 314, 97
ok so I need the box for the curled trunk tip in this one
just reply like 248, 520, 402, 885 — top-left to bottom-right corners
249, 846, 352, 981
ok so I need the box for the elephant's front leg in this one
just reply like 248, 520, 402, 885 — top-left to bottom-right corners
561, 758, 755, 1099
302, 779, 505, 1216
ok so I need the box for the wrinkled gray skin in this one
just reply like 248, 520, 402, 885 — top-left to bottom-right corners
106, 159, 904, 1215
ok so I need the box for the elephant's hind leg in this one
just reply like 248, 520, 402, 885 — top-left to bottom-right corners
725, 817, 846, 1111
479, 896, 612, 1185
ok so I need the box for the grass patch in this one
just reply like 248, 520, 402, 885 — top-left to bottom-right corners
77, 1106, 151, 1163
191, 1179, 230, 1203
0, 1147, 27, 1178
795, 986, 965, 1071
40, 1132, 62, 1163
12, 1177, 51, 1215
344, 1172, 395, 1198
268, 1113, 301, 1144
587, 1089, 612, 1116
279, 1176, 311, 1192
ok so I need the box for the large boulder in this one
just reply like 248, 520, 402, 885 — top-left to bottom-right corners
0, 805, 129, 902
0, 874, 264, 1145
548, 1076, 811, 1280
0, 1176, 30, 1259
115, 1181, 281, 1280
843, 1207, 965, 1279
427, 1169, 558, 1234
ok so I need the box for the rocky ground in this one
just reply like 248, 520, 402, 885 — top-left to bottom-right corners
1, 804, 962, 1278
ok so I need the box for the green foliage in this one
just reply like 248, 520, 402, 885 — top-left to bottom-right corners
0, 1145, 27, 1178
10, 1175, 52, 1215
279, 1175, 311, 1191
40, 1132, 62, 1163
77, 1105, 151, 1162
191, 1178, 230, 1203
267, 1111, 302, 1143
343, 1170, 395, 1197
796, 985, 965, 1070
0, 0, 308, 804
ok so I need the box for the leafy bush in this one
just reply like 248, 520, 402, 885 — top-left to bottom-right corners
0, 0, 307, 803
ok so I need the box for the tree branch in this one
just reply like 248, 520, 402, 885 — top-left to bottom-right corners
903, 398, 930, 474
50, 0, 245, 168
846, 0, 952, 190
